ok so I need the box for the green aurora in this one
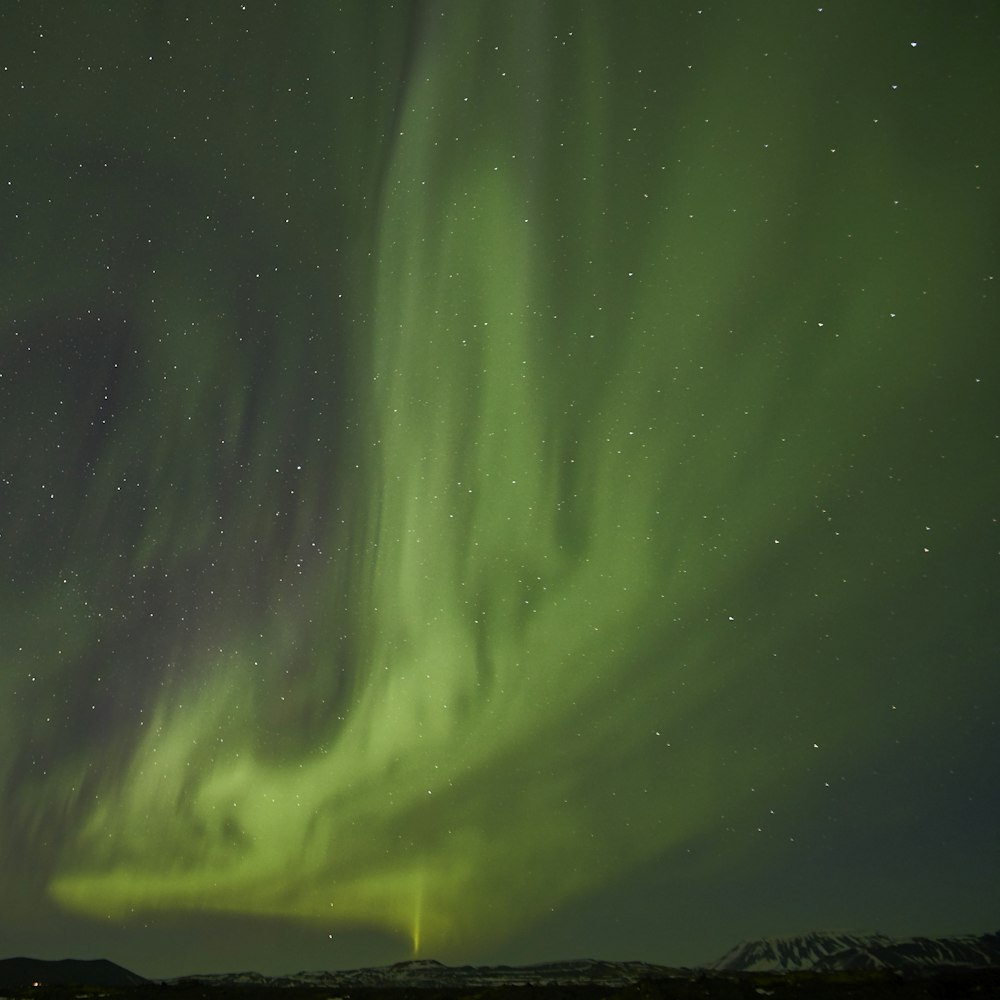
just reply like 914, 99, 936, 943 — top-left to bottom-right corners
1, 0, 998, 975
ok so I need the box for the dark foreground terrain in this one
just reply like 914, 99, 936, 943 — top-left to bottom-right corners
4, 972, 1000, 1000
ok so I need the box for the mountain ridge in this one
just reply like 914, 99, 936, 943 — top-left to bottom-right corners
4, 928, 998, 988
713, 929, 1000, 972
172, 956, 676, 989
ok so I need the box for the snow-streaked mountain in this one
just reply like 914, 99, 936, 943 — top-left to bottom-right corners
165, 931, 1000, 987
9, 932, 998, 992
713, 932, 895, 972
171, 957, 678, 989
714, 930, 1000, 972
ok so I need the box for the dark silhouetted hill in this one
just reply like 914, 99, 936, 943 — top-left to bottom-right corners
0, 956, 148, 988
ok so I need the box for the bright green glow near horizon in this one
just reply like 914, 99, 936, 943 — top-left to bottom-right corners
10, 2, 994, 961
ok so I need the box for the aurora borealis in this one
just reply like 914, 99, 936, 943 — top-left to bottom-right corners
1, 0, 998, 979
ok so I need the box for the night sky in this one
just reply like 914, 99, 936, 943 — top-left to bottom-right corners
2, 0, 998, 981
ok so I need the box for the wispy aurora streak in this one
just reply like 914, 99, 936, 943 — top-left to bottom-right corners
7, 1, 993, 961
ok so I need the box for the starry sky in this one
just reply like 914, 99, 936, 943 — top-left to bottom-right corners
1, 0, 998, 981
